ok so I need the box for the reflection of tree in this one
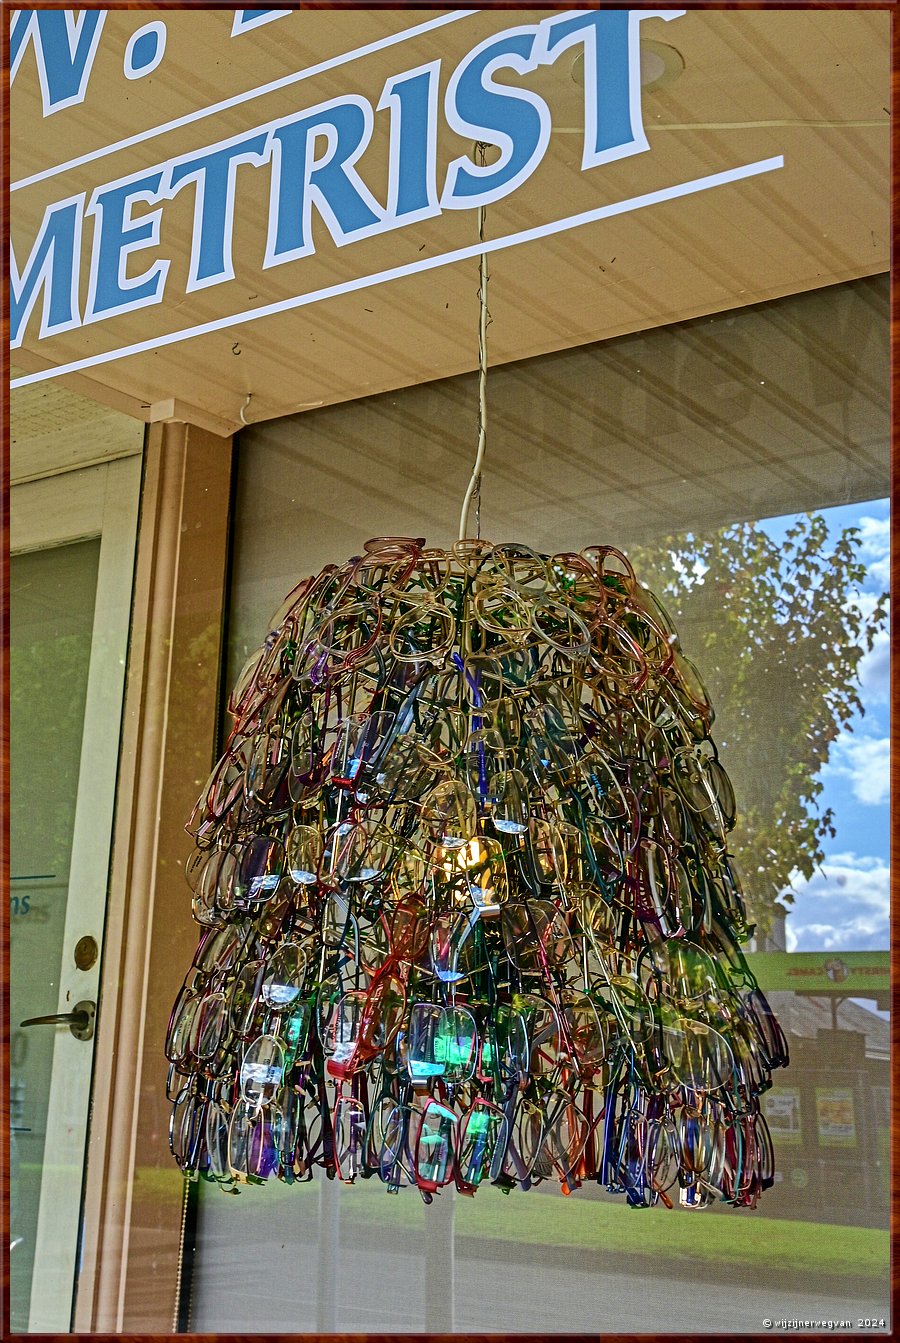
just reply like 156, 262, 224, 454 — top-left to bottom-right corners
10, 631, 93, 879
11, 592, 227, 892
630, 515, 888, 933
10, 540, 101, 881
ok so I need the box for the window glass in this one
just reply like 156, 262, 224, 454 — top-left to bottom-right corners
189, 276, 889, 1334
10, 541, 100, 1330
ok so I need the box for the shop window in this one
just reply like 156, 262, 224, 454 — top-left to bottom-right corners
185, 276, 889, 1334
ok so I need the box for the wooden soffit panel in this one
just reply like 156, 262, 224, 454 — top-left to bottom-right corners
10, 7, 889, 435
9, 362, 144, 485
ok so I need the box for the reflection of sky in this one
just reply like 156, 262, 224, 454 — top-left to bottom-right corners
759, 499, 890, 952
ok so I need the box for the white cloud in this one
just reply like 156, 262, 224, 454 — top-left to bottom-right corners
857, 515, 889, 550
824, 731, 890, 806
845, 589, 880, 621
784, 852, 890, 952
858, 630, 890, 704
866, 557, 889, 588
856, 515, 890, 589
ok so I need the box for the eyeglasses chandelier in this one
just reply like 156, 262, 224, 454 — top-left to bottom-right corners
168, 534, 789, 1209
167, 146, 787, 1210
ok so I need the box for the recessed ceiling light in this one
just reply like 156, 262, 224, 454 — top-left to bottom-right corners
571, 40, 684, 92
639, 39, 685, 90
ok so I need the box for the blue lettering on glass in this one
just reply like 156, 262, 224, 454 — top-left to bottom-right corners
168, 132, 270, 290
10, 194, 84, 348
232, 11, 292, 37
9, 10, 36, 81
265, 97, 385, 267
84, 171, 170, 322
124, 22, 168, 81
10, 10, 106, 116
540, 9, 681, 170
378, 61, 442, 227
442, 27, 550, 210
11, 11, 696, 348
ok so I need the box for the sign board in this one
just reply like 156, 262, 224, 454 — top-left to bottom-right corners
12, 7, 783, 371
9, 8, 888, 434
763, 1086, 802, 1147
814, 1086, 857, 1149
747, 951, 889, 1002
10, 8, 785, 400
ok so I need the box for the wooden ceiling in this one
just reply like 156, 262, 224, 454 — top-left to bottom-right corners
10, 8, 889, 436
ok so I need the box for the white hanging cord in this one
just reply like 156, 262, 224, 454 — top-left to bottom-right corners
459, 144, 491, 541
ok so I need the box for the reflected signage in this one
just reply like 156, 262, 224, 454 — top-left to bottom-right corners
748, 951, 889, 999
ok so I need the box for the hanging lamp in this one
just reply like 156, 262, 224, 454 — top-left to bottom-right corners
167, 154, 789, 1212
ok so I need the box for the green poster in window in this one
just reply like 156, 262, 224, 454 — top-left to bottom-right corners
815, 1087, 856, 1147
763, 1086, 802, 1146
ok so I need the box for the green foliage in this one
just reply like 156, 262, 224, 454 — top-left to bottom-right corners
629, 514, 888, 933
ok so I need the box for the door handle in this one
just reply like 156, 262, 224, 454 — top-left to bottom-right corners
20, 1000, 96, 1042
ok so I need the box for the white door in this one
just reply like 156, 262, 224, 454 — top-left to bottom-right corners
9, 456, 141, 1332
